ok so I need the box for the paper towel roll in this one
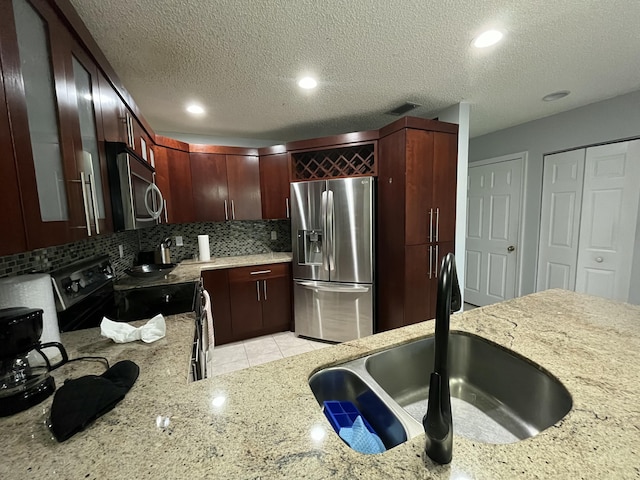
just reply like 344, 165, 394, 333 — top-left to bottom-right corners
198, 235, 211, 262
0, 274, 61, 347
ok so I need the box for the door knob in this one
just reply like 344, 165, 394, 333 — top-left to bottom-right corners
595, 257, 603, 263
507, 246, 515, 252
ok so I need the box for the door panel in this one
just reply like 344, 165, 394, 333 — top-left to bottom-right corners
190, 152, 227, 222
537, 149, 585, 291
465, 155, 523, 306
405, 129, 433, 245
575, 140, 640, 301
227, 154, 261, 220
291, 180, 329, 281
327, 177, 374, 284
229, 279, 263, 335
260, 152, 290, 219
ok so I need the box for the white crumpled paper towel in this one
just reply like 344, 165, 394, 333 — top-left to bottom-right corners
100, 314, 166, 343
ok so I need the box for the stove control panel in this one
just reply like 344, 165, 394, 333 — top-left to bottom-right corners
51, 256, 115, 311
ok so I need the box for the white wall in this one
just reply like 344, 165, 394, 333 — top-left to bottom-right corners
469, 90, 640, 297
436, 102, 471, 304
157, 131, 284, 148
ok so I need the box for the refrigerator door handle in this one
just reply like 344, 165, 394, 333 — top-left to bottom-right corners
296, 281, 370, 293
321, 190, 329, 271
327, 189, 335, 271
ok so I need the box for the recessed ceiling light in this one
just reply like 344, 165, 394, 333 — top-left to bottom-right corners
298, 77, 318, 89
472, 29, 504, 48
542, 90, 571, 102
186, 104, 205, 114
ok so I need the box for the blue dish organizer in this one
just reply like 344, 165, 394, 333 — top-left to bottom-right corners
322, 400, 377, 435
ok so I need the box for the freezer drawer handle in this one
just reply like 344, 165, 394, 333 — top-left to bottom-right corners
297, 281, 369, 293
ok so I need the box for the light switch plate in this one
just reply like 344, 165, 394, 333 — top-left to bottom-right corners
270, 231, 277, 240
175, 236, 183, 246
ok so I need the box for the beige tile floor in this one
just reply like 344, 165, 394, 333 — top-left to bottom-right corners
209, 332, 334, 377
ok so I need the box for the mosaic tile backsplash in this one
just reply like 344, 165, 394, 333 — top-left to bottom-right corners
138, 220, 291, 262
0, 220, 291, 279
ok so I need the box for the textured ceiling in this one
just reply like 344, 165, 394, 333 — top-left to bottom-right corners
68, 0, 640, 143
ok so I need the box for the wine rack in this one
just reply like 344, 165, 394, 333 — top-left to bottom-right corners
292, 143, 376, 180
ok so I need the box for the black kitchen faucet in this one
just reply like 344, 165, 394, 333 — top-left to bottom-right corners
423, 252, 461, 465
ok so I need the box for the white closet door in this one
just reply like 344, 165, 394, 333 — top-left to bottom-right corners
575, 140, 640, 301
537, 149, 585, 291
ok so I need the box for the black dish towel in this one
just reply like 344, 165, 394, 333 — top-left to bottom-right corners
50, 360, 139, 442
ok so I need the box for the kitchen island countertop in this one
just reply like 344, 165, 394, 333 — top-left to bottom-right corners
1, 289, 639, 479
114, 252, 292, 290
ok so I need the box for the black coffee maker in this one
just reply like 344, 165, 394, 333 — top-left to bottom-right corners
0, 307, 68, 416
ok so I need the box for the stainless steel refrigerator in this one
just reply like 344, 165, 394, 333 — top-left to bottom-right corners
291, 176, 374, 342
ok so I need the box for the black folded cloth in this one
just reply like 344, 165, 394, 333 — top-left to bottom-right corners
50, 360, 139, 442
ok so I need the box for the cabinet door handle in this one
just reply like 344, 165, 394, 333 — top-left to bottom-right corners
80, 171, 92, 236
263, 280, 267, 301
435, 208, 440, 242
250, 270, 271, 275
88, 172, 100, 234
256, 281, 261, 302
224, 200, 228, 221
429, 208, 433, 243
286, 198, 290, 218
164, 199, 168, 223
428, 245, 433, 279
231, 200, 236, 220
435, 244, 440, 277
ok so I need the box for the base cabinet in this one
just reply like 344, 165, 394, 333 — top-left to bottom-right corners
202, 263, 292, 345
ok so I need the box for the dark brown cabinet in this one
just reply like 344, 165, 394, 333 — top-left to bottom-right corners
377, 119, 458, 332
0, 0, 114, 252
259, 150, 290, 219
190, 152, 262, 222
202, 263, 292, 345
190, 152, 228, 222
154, 144, 195, 224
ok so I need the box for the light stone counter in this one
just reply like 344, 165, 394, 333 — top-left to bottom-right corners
113, 252, 292, 290
1, 290, 639, 479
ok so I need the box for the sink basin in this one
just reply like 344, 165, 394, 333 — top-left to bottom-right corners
309, 331, 572, 447
124, 263, 176, 279
366, 332, 572, 444
308, 368, 407, 449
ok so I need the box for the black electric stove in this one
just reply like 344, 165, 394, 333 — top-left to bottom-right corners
51, 257, 197, 332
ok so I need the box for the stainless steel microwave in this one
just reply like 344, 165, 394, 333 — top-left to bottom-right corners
106, 142, 164, 231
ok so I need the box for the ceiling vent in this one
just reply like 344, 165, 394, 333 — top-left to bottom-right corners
386, 102, 421, 116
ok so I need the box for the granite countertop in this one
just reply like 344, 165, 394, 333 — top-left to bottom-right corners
114, 252, 293, 290
1, 289, 639, 479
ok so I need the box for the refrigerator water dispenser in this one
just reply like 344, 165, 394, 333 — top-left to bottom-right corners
297, 230, 323, 265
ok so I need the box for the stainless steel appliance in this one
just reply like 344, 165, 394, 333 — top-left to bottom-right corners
51, 256, 196, 331
106, 142, 164, 231
0, 307, 68, 416
291, 177, 375, 342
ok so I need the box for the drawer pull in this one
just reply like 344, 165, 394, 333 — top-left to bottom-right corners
250, 270, 272, 275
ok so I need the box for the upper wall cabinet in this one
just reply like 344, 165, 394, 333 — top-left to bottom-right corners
190, 152, 262, 222
0, 0, 113, 251
0, 60, 27, 255
154, 144, 195, 224
259, 150, 290, 220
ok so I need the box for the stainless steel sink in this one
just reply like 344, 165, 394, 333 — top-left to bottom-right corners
308, 368, 407, 449
309, 332, 572, 446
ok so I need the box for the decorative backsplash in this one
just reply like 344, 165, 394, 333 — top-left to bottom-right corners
0, 230, 138, 279
138, 220, 291, 262
0, 220, 291, 279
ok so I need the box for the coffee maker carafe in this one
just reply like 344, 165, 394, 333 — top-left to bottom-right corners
0, 307, 68, 417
